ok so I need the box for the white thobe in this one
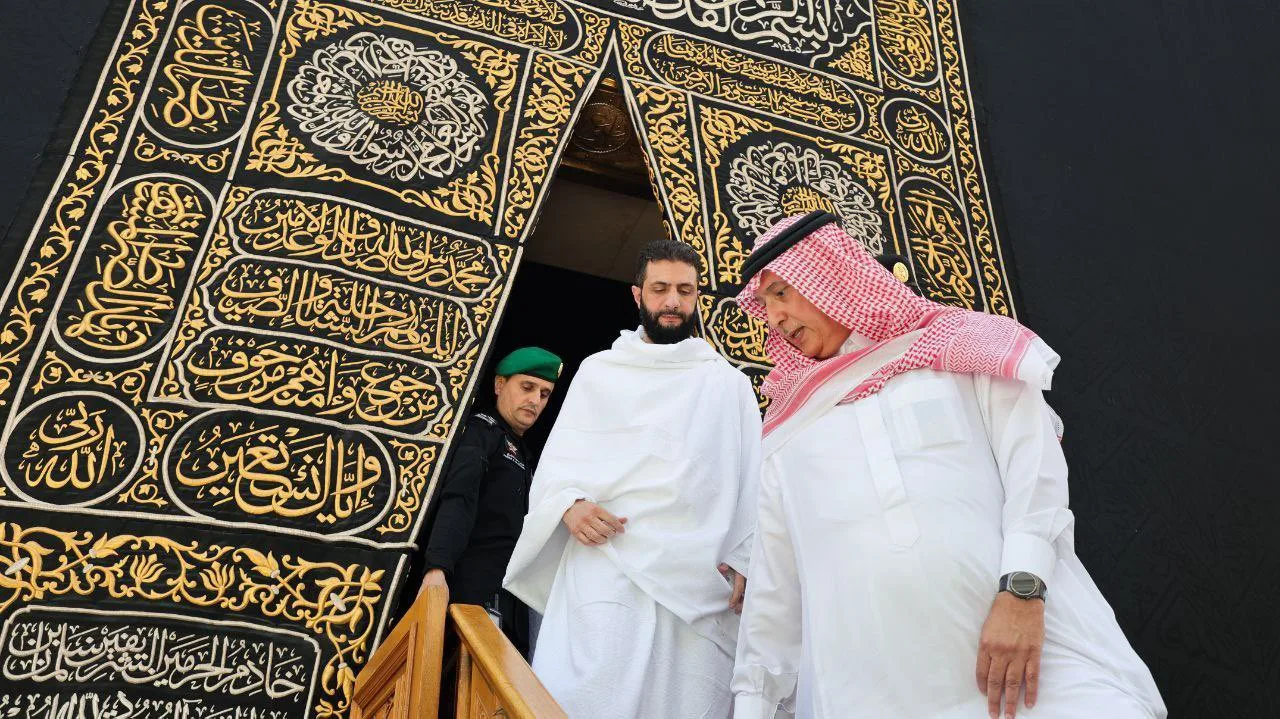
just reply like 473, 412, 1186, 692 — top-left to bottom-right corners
504, 328, 762, 718
733, 339, 1166, 718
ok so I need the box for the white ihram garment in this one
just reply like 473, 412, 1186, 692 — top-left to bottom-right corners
504, 328, 762, 718
733, 337, 1166, 719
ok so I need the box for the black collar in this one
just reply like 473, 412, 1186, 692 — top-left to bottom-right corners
484, 408, 527, 449
740, 211, 838, 284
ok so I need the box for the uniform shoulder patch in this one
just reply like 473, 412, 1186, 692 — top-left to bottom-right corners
473, 413, 497, 426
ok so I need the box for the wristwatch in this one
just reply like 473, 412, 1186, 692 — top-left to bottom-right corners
999, 571, 1047, 601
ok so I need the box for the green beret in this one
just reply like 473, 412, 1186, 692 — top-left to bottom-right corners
496, 347, 563, 382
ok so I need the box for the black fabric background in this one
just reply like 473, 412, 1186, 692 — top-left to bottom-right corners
2, 1, 1277, 714
956, 2, 1280, 714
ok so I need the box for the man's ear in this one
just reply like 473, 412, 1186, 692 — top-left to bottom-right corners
494, 375, 506, 397
631, 284, 642, 308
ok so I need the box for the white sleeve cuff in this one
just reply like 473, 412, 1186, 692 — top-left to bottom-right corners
724, 534, 753, 577
734, 693, 781, 719
999, 532, 1058, 588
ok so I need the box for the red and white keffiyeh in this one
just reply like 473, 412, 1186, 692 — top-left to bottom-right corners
735, 214, 1060, 437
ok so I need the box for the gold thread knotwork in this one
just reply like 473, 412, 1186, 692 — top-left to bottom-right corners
133, 132, 232, 173
0, 521, 385, 719
117, 407, 188, 508
894, 153, 955, 185
631, 83, 710, 285
245, 100, 339, 180
402, 151, 501, 223
575, 7, 612, 65
377, 440, 439, 535
935, 0, 1009, 315
503, 55, 592, 240
281, 0, 380, 60
883, 70, 944, 104
30, 351, 153, 406
618, 22, 655, 81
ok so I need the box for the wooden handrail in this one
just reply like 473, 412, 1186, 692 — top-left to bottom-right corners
450, 604, 567, 719
350, 584, 448, 719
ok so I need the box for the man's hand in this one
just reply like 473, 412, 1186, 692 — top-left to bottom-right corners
417, 568, 447, 596
718, 563, 747, 614
562, 500, 627, 546
976, 592, 1045, 719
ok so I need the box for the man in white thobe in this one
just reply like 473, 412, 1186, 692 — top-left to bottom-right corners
504, 240, 761, 718
730, 212, 1166, 719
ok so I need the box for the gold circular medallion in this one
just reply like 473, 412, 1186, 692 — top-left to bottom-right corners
892, 261, 910, 283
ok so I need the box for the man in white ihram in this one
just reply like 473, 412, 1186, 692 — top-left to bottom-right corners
730, 211, 1166, 719
503, 239, 762, 718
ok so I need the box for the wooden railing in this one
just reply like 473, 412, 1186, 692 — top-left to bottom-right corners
350, 585, 448, 719
450, 604, 566, 718
349, 585, 565, 718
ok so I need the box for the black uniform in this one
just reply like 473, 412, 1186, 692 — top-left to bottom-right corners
419, 409, 533, 653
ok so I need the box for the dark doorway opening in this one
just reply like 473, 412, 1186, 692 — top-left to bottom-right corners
474, 75, 663, 457
480, 260, 638, 456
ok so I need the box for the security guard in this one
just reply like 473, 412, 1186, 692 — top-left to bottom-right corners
416, 346, 562, 655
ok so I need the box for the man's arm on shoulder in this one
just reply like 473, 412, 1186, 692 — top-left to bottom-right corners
421, 416, 502, 579
732, 468, 801, 719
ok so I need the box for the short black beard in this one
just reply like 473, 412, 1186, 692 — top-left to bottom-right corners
639, 305, 697, 344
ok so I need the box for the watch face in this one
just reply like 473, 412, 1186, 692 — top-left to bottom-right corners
1010, 573, 1039, 596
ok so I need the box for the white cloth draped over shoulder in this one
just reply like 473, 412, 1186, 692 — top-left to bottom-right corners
504, 327, 763, 652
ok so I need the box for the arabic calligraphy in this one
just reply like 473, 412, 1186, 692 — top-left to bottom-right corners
169, 412, 392, 532
899, 178, 977, 308
285, 32, 489, 182
882, 97, 951, 163
0, 693, 293, 719
0, 521, 388, 718
645, 34, 862, 132
145, 0, 268, 144
231, 192, 501, 298
2, 609, 314, 705
701, 295, 769, 366
4, 394, 142, 504
58, 178, 208, 358
212, 259, 473, 361
370, 0, 571, 51
180, 330, 446, 434
874, 0, 939, 83
725, 139, 888, 255
629, 0, 856, 59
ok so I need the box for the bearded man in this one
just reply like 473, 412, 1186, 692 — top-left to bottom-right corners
730, 212, 1165, 719
504, 240, 762, 718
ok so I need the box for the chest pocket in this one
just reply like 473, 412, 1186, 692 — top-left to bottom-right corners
885, 375, 969, 453
812, 396, 921, 548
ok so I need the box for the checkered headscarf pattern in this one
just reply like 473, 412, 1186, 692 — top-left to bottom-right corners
735, 215, 1057, 436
